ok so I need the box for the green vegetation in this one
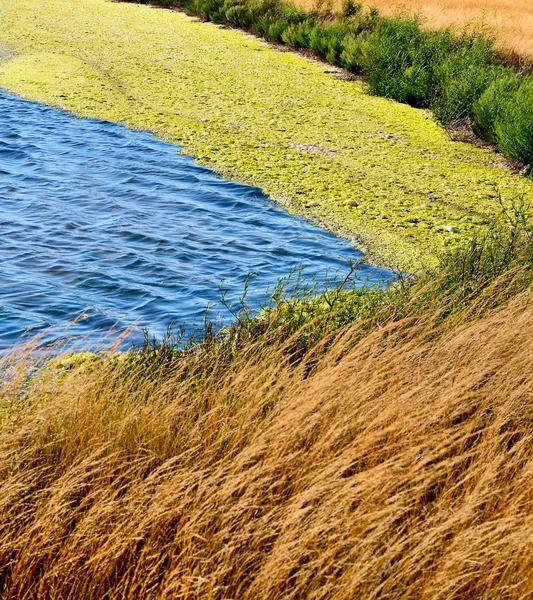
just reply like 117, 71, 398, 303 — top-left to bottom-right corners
127, 0, 533, 164
361, 15, 533, 163
472, 72, 521, 145
1, 0, 532, 271
25, 196, 533, 413
495, 78, 533, 165
137, 0, 379, 60
244, 194, 533, 349
2, 3, 533, 594
120, 194, 533, 372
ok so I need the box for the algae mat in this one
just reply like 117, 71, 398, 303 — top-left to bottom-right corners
0, 0, 531, 270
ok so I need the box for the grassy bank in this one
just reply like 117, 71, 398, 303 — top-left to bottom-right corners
0, 0, 532, 270
2, 212, 533, 597
3, 2, 533, 594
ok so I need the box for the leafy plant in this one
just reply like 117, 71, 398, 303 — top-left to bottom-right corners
472, 70, 521, 144
431, 30, 501, 125
495, 76, 533, 164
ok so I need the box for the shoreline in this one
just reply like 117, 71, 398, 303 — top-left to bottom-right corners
0, 0, 532, 270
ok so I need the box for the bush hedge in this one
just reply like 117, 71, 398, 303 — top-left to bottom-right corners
472, 72, 520, 145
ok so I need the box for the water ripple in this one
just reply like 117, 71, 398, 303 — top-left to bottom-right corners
0, 91, 392, 349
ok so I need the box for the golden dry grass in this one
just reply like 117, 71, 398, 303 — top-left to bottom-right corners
2, 271, 533, 598
297, 0, 533, 57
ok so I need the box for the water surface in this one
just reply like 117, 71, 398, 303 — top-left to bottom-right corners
0, 92, 391, 349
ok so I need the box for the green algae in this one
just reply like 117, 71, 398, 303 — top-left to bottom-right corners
0, 0, 531, 271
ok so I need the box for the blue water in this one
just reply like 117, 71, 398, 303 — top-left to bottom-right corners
0, 91, 391, 349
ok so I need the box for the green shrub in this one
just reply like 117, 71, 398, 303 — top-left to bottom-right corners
277, 1, 308, 25
340, 0, 361, 20
308, 24, 331, 55
362, 15, 435, 107
265, 20, 288, 41
362, 6, 380, 31
248, 0, 304, 41
472, 71, 520, 145
322, 23, 347, 64
250, 10, 276, 38
193, 0, 225, 21
431, 31, 500, 125
281, 16, 373, 67
495, 77, 533, 164
126, 0, 529, 166
362, 16, 504, 125
281, 20, 314, 48
339, 30, 369, 72
223, 0, 253, 27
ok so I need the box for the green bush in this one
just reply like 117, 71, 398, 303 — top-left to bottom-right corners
308, 24, 332, 55
362, 18, 509, 129
193, 0, 225, 21
431, 31, 500, 125
339, 29, 369, 72
223, 0, 253, 27
246, 0, 309, 41
265, 20, 288, 41
322, 23, 347, 64
281, 20, 314, 48
362, 15, 435, 107
472, 71, 520, 145
495, 77, 533, 164
280, 13, 374, 67
276, 1, 308, 26
340, 0, 361, 20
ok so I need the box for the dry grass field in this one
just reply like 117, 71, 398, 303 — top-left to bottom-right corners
2, 251, 533, 598
297, 0, 533, 57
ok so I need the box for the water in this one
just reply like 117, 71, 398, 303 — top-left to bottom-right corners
0, 91, 391, 349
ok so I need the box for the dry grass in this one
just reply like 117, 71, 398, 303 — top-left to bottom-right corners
2, 260, 533, 598
296, 0, 533, 58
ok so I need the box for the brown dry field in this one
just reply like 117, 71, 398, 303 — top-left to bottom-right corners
2, 273, 533, 598
297, 0, 533, 57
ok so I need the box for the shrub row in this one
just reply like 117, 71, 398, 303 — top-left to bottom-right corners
363, 14, 533, 165
127, 0, 533, 167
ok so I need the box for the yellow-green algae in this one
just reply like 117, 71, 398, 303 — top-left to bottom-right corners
0, 0, 532, 270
